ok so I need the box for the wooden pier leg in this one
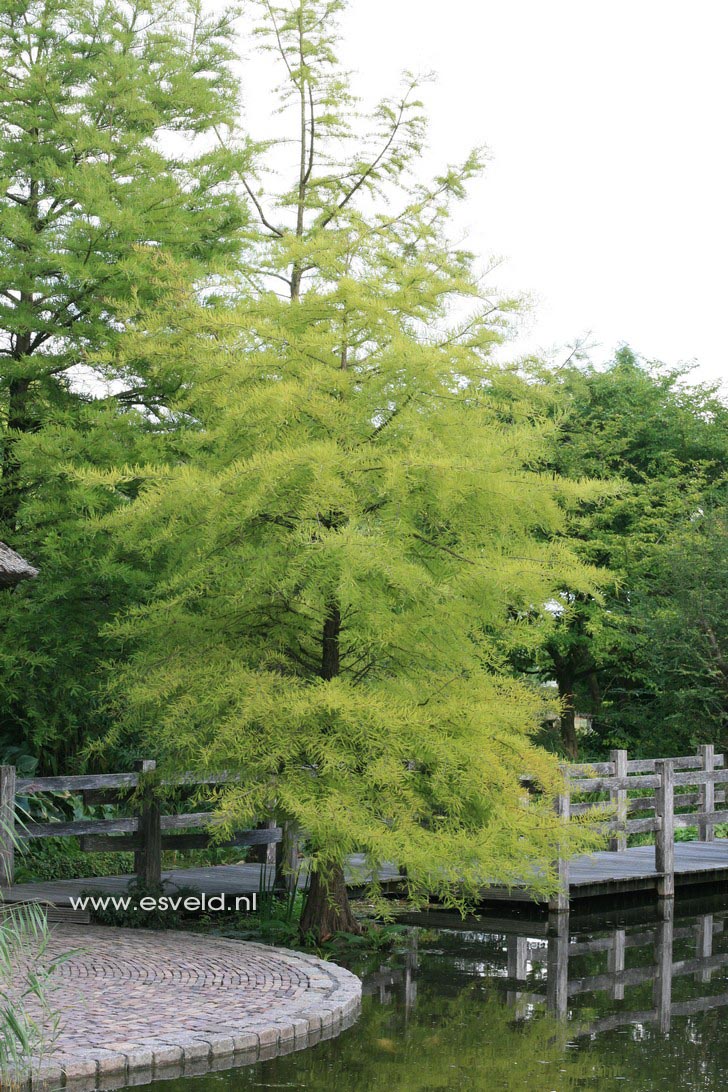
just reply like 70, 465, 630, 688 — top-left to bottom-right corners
654, 897, 674, 1034
546, 911, 569, 1019
608, 928, 626, 1000
696, 913, 714, 984
135, 759, 161, 889
698, 744, 715, 843
0, 765, 16, 887
654, 759, 675, 898
548, 778, 570, 912
404, 930, 418, 1016
507, 935, 529, 982
609, 749, 628, 852
506, 934, 529, 1011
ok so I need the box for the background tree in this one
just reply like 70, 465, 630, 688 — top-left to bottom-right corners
507, 348, 728, 757
634, 510, 728, 753
96, 0, 602, 939
0, 0, 247, 767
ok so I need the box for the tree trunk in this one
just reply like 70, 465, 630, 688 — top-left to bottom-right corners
555, 666, 579, 759
321, 602, 341, 680
1, 375, 32, 529
274, 819, 300, 895
299, 860, 362, 942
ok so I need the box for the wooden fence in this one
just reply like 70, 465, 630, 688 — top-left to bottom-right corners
3, 746, 726, 901
549, 745, 728, 908
0, 760, 281, 888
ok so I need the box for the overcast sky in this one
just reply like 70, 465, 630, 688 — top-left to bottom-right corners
238, 0, 728, 389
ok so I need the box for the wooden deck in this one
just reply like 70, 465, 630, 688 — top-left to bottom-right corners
0, 855, 403, 912
4, 842, 728, 914
481, 839, 728, 903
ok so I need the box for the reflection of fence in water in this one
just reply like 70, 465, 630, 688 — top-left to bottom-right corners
506, 906, 728, 1034
362, 931, 418, 1014
363, 911, 728, 1038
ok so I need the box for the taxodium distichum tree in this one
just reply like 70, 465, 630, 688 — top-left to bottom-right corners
100, 0, 602, 938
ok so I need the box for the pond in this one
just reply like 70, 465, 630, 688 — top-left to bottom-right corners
137, 895, 728, 1091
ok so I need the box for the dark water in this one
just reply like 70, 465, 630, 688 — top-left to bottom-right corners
140, 896, 728, 1091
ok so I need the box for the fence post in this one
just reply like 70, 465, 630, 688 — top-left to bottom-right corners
609, 748, 628, 852
265, 818, 278, 869
548, 770, 570, 912
0, 765, 16, 887
274, 820, 300, 896
135, 759, 162, 888
698, 744, 715, 843
655, 759, 675, 898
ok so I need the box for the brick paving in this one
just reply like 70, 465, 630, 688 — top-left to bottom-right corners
11, 925, 361, 1091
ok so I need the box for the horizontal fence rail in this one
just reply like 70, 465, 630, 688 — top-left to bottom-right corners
547, 744, 727, 906
0, 759, 280, 888
2, 745, 725, 901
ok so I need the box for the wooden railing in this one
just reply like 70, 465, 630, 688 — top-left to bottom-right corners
0, 760, 281, 888
549, 746, 728, 908
3, 747, 725, 901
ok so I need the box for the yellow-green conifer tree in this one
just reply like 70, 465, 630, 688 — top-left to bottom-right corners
99, 0, 603, 937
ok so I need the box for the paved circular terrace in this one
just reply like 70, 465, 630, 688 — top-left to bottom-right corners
21, 925, 362, 1091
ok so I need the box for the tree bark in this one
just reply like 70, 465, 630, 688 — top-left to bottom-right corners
299, 861, 362, 942
1, 376, 32, 529
274, 819, 300, 895
554, 666, 579, 759
321, 602, 341, 680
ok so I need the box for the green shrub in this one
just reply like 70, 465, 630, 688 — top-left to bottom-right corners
14, 837, 134, 883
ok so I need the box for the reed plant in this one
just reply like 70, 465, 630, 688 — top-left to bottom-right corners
0, 816, 68, 1088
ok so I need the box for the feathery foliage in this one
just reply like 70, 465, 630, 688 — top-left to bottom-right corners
0, 0, 247, 765
93, 0, 605, 934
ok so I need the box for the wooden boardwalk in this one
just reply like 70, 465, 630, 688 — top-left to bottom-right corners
482, 839, 728, 903
3, 843, 728, 914
0, 855, 403, 913
4, 748, 728, 915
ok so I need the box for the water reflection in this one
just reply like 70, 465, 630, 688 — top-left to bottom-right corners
143, 899, 728, 1091
400, 898, 728, 1038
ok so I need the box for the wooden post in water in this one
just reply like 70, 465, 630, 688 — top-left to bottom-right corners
134, 759, 162, 888
655, 759, 675, 898
548, 772, 570, 912
546, 911, 570, 1019
696, 913, 714, 985
608, 927, 626, 1000
654, 898, 674, 1034
0, 765, 16, 886
506, 935, 529, 982
698, 744, 715, 843
609, 749, 628, 852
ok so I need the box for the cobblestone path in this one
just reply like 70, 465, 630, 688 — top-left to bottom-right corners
17, 925, 361, 1090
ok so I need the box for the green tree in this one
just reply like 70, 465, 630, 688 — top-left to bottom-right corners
509, 349, 728, 757
636, 510, 728, 751
0, 0, 247, 766
96, 0, 602, 938
0, 0, 245, 520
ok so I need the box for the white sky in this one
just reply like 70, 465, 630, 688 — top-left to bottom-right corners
236, 0, 728, 390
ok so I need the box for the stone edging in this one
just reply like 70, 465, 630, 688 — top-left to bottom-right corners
20, 932, 362, 1092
